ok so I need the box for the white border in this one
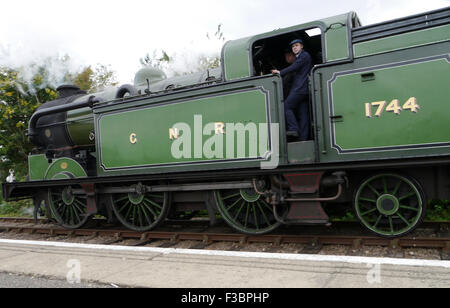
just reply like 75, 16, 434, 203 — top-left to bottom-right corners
1, 239, 449, 269
97, 87, 272, 171
328, 55, 450, 154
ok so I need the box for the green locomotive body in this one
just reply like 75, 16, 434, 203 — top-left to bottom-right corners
3, 7, 450, 237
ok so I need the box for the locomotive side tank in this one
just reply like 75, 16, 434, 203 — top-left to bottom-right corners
2, 7, 450, 238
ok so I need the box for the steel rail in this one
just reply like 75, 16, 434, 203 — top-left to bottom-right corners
0, 221, 449, 254
0, 217, 449, 231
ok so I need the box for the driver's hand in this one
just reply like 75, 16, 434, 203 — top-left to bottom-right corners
271, 69, 280, 74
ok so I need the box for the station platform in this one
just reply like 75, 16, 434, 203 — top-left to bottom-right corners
0, 239, 449, 288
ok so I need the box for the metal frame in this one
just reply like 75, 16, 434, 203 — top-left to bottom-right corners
4, 154, 450, 201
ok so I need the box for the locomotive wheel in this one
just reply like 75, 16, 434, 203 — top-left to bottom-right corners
214, 188, 281, 235
354, 173, 426, 238
110, 189, 170, 232
48, 186, 91, 229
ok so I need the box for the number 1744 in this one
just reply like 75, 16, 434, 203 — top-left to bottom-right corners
365, 97, 419, 118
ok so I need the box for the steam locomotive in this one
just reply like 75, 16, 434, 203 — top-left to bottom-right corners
2, 7, 450, 237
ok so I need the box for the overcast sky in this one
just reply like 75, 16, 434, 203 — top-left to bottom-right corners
0, 0, 448, 85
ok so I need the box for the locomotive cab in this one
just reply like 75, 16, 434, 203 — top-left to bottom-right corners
251, 27, 324, 77
249, 27, 323, 165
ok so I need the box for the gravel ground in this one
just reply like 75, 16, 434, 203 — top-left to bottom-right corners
0, 220, 445, 261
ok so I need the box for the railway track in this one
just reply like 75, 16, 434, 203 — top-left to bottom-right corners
0, 217, 449, 260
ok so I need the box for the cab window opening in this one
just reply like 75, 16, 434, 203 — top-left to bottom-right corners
251, 27, 323, 77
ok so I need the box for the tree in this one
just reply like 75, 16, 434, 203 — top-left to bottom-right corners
72, 64, 118, 93
140, 50, 171, 71
140, 24, 226, 76
0, 58, 118, 181
0, 66, 58, 179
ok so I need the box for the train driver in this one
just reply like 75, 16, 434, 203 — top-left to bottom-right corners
272, 39, 312, 142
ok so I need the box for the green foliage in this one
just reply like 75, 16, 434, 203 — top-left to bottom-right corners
197, 55, 221, 71
206, 24, 226, 42
140, 50, 171, 71
140, 24, 226, 76
199, 23, 226, 70
330, 210, 357, 222
0, 199, 33, 217
0, 66, 58, 179
91, 64, 118, 92
73, 64, 118, 93
425, 199, 450, 221
0, 57, 117, 182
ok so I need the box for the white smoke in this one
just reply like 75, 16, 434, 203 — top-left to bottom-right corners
0, 43, 85, 93
20, 206, 34, 217
164, 50, 221, 78
142, 28, 224, 79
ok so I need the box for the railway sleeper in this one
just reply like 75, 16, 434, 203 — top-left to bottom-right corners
441, 242, 450, 260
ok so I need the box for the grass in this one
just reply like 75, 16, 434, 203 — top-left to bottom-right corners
0, 199, 34, 217
1, 198, 449, 222
425, 199, 450, 221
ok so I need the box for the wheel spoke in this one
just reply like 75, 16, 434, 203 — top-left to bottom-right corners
140, 205, 152, 224
360, 208, 378, 217
137, 206, 144, 227
260, 200, 272, 212
73, 199, 86, 210
55, 201, 64, 215
400, 205, 419, 212
392, 181, 402, 196
372, 215, 382, 229
227, 197, 243, 211
223, 193, 241, 200
256, 201, 271, 227
118, 200, 131, 213
233, 201, 246, 221
124, 203, 134, 220
115, 195, 129, 203
61, 205, 68, 221
71, 204, 82, 222
382, 177, 388, 194
398, 191, 416, 201
144, 198, 162, 210
397, 213, 411, 227
71, 206, 79, 224
142, 201, 158, 220
68, 206, 74, 225
359, 197, 377, 203
367, 184, 381, 197
253, 205, 259, 230
244, 203, 250, 228
389, 216, 394, 234
131, 206, 137, 224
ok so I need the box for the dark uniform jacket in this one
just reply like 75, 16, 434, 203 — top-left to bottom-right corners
282, 71, 295, 99
280, 50, 312, 95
